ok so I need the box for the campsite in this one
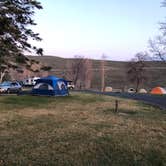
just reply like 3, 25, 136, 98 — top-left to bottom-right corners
0, 70, 166, 165
1, 0, 166, 165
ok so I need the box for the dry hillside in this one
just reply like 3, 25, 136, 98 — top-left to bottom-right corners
2, 55, 49, 81
28, 55, 166, 91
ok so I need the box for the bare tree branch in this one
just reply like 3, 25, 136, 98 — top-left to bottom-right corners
126, 52, 148, 92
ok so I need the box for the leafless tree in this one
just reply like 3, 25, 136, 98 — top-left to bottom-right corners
65, 56, 93, 89
126, 52, 148, 93
65, 56, 85, 89
71, 56, 85, 88
83, 58, 93, 89
149, 36, 166, 62
149, 0, 166, 62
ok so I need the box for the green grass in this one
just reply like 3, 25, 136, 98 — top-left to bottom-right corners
0, 92, 165, 165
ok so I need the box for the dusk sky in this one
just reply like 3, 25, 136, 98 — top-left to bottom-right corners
31, 0, 166, 60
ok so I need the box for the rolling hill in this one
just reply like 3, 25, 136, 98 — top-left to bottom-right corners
28, 55, 166, 91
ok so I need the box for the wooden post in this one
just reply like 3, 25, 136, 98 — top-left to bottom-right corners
115, 100, 119, 113
101, 54, 106, 92
101, 58, 105, 92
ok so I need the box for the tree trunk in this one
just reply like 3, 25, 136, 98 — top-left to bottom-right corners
135, 78, 140, 93
0, 71, 5, 83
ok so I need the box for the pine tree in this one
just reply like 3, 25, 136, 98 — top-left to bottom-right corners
0, 0, 43, 81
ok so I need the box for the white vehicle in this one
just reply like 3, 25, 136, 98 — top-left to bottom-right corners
0, 81, 22, 93
23, 77, 40, 86
67, 81, 75, 90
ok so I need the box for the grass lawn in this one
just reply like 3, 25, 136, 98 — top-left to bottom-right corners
0, 92, 165, 166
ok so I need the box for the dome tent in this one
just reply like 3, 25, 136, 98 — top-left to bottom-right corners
128, 88, 136, 93
139, 89, 147, 94
105, 86, 113, 92
31, 76, 69, 96
150, 87, 166, 95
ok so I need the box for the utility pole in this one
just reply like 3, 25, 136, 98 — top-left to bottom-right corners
101, 54, 106, 92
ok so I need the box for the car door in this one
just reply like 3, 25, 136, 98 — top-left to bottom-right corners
11, 82, 20, 92
10, 83, 16, 92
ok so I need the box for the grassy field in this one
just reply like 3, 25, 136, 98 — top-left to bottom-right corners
0, 92, 165, 166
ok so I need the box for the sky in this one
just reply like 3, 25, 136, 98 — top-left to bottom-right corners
31, 0, 166, 60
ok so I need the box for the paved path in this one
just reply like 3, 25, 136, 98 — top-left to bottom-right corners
80, 90, 166, 110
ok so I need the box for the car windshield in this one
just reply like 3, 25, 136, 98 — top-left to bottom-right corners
0, 81, 11, 86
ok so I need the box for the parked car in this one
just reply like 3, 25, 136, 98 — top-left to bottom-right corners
0, 81, 22, 93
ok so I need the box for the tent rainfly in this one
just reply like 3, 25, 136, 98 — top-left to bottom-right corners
150, 87, 166, 95
31, 76, 69, 96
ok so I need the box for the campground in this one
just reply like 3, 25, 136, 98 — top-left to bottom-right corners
0, 92, 165, 165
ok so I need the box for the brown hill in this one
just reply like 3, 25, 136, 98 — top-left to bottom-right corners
2, 55, 49, 82
28, 55, 166, 91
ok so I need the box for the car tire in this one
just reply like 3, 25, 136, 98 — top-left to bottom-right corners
17, 88, 22, 94
7, 89, 10, 94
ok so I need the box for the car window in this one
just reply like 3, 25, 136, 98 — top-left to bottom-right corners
11, 82, 19, 86
0, 82, 11, 86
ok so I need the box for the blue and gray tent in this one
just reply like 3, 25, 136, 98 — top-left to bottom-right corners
31, 76, 69, 96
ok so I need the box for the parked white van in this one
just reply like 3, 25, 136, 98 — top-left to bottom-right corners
23, 77, 40, 86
